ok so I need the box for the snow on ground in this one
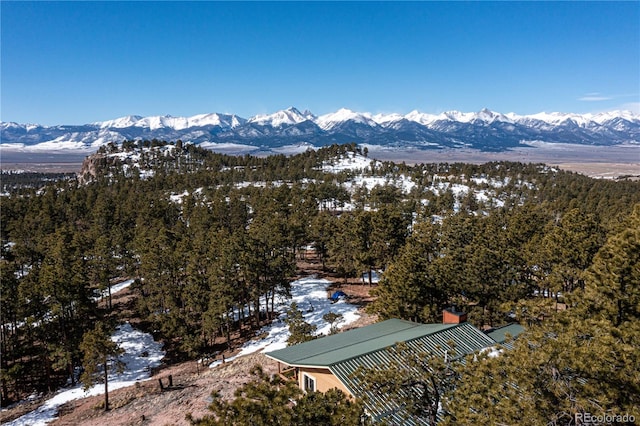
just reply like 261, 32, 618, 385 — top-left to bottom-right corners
0, 141, 96, 153
393, 174, 417, 193
348, 176, 388, 191
342, 174, 416, 203
138, 169, 155, 180
470, 177, 488, 185
234, 180, 285, 189
101, 279, 134, 299
208, 276, 360, 368
470, 176, 507, 188
169, 190, 189, 204
269, 143, 316, 155
474, 189, 491, 203
321, 152, 377, 173
108, 151, 142, 162
449, 183, 471, 197
169, 188, 205, 204
88, 279, 135, 303
7, 323, 164, 426
361, 270, 381, 284
480, 346, 504, 359
198, 142, 259, 155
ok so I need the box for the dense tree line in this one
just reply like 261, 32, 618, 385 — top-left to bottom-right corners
1, 141, 639, 409
444, 205, 640, 425
368, 203, 608, 327
0, 171, 76, 194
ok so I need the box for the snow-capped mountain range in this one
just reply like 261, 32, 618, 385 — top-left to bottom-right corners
2, 107, 639, 152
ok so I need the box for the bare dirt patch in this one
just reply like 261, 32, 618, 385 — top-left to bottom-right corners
51, 353, 279, 426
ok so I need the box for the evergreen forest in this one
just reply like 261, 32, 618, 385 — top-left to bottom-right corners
1, 142, 638, 424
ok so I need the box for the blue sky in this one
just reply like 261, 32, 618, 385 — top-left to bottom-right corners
2, 1, 639, 125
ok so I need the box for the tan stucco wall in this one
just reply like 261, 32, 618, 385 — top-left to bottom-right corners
298, 367, 352, 396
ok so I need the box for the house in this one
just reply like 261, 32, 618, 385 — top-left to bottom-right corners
265, 310, 521, 424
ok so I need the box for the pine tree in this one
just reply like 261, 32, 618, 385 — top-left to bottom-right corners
191, 366, 298, 425
292, 388, 364, 426
353, 210, 374, 284
285, 302, 317, 345
323, 311, 344, 335
534, 208, 604, 302
580, 203, 640, 325
310, 210, 334, 271
0, 257, 20, 403
370, 204, 410, 272
89, 233, 115, 310
80, 322, 124, 411
204, 231, 242, 349
369, 221, 447, 323
328, 213, 358, 284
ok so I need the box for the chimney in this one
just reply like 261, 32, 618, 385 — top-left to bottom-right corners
443, 308, 467, 324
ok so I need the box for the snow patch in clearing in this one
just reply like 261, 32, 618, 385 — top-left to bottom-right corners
321, 152, 376, 173
93, 279, 135, 302
7, 323, 164, 426
170, 190, 190, 204
208, 276, 360, 368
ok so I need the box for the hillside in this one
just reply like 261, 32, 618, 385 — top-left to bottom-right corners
1, 143, 639, 424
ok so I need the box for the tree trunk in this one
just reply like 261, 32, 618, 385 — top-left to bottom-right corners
103, 360, 109, 411
0, 374, 8, 405
254, 298, 260, 327
45, 353, 52, 392
108, 283, 113, 311
270, 292, 275, 320
68, 361, 75, 385
225, 316, 231, 349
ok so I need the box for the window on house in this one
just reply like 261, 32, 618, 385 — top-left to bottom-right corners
303, 373, 316, 392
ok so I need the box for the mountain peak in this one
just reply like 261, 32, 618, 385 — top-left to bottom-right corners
247, 107, 310, 127
372, 112, 405, 125
316, 108, 378, 130
95, 115, 144, 128
475, 108, 512, 123
405, 110, 439, 125
285, 106, 301, 114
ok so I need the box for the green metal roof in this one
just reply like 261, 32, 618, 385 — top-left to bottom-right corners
332, 322, 496, 425
265, 319, 457, 367
486, 323, 525, 345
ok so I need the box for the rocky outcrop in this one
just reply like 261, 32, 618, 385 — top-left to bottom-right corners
78, 153, 110, 184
